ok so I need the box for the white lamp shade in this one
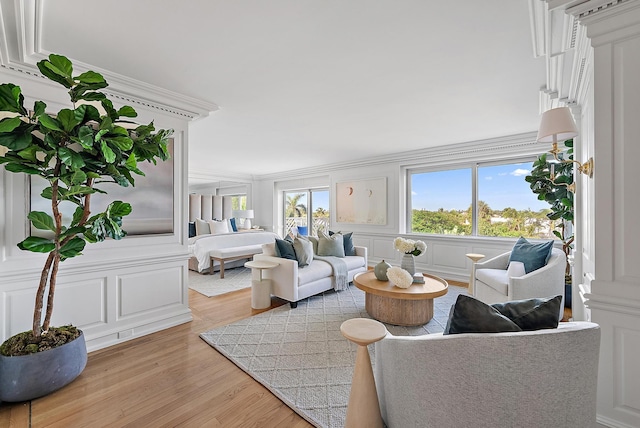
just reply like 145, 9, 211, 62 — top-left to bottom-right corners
232, 209, 254, 219
536, 107, 579, 143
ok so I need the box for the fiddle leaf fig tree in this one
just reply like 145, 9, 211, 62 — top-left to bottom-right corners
525, 140, 575, 278
0, 54, 172, 354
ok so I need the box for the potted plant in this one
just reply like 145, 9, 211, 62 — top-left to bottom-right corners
0, 54, 171, 401
525, 140, 574, 307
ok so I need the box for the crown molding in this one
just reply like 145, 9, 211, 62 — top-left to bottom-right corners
254, 132, 546, 182
0, 0, 218, 120
531, 0, 593, 109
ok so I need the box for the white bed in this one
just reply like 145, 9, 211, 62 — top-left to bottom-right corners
188, 230, 279, 273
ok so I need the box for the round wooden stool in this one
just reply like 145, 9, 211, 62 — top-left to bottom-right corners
340, 318, 387, 428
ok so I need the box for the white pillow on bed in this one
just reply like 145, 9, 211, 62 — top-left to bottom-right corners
195, 218, 210, 235
208, 219, 230, 234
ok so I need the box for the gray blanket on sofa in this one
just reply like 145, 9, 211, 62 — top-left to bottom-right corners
314, 255, 348, 291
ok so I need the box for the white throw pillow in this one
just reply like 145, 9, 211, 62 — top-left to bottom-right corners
261, 242, 277, 256
208, 219, 229, 234
195, 218, 210, 235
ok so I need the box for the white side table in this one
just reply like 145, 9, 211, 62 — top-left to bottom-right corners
465, 253, 485, 296
340, 318, 387, 428
244, 260, 279, 309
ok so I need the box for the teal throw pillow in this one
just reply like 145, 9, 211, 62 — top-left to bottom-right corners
317, 231, 345, 257
508, 237, 554, 274
443, 295, 522, 335
275, 238, 297, 261
329, 230, 356, 256
491, 295, 562, 331
293, 237, 314, 267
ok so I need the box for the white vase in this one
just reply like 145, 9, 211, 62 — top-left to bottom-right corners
401, 254, 415, 276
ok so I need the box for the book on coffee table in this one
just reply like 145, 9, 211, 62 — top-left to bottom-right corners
412, 273, 424, 283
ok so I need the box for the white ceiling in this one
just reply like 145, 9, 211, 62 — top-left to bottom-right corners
37, 0, 546, 180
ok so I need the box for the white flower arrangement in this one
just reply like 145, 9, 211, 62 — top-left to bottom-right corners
394, 237, 427, 256
386, 266, 413, 289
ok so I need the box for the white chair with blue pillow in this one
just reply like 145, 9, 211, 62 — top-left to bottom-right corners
473, 237, 567, 319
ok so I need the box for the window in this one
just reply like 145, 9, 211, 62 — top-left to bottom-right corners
229, 194, 247, 211
409, 159, 555, 239
410, 168, 472, 235
284, 189, 329, 236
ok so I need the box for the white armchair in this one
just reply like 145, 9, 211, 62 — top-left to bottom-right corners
374, 322, 601, 428
473, 248, 566, 317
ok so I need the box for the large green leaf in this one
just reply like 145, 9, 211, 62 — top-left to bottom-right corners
71, 206, 85, 227
78, 125, 94, 149
105, 136, 133, 151
33, 100, 46, 117
37, 58, 73, 89
0, 83, 26, 114
59, 237, 86, 259
66, 170, 87, 186
117, 106, 137, 118
100, 141, 116, 163
17, 236, 55, 253
57, 108, 82, 133
58, 147, 86, 168
75, 70, 106, 85
0, 130, 32, 151
0, 117, 21, 133
108, 201, 132, 217
17, 145, 39, 162
28, 211, 55, 232
4, 162, 40, 175
38, 114, 63, 132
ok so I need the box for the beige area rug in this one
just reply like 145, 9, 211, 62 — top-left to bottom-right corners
200, 283, 468, 427
188, 267, 252, 297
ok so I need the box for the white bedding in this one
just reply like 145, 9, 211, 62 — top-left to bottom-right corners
188, 231, 279, 272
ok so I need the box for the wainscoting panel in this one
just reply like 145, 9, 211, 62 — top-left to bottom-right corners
615, 324, 640, 413
3, 276, 106, 338
117, 266, 184, 319
431, 243, 467, 270
372, 238, 397, 262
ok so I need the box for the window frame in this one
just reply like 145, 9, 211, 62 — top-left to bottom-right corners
406, 155, 545, 238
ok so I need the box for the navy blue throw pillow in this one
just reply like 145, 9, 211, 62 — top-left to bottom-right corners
230, 218, 238, 232
329, 230, 356, 256
443, 295, 522, 335
275, 238, 297, 261
188, 222, 196, 238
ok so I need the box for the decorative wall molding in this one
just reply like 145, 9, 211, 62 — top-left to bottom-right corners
0, 0, 218, 120
255, 131, 544, 182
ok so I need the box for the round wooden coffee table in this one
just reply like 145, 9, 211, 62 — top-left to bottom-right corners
354, 270, 448, 326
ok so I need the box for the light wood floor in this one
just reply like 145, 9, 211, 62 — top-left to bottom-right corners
0, 286, 312, 428
0, 276, 568, 427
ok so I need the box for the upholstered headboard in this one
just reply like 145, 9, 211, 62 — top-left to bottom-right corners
189, 194, 234, 221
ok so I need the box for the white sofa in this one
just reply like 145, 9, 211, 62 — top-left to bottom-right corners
374, 321, 601, 428
253, 246, 368, 307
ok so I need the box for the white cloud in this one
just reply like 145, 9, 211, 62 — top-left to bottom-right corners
411, 191, 417, 196
510, 168, 530, 176
485, 176, 493, 180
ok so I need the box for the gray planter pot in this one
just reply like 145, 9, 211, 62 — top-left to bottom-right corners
0, 330, 87, 402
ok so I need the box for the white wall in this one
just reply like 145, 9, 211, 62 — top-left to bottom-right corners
535, 1, 640, 426
254, 132, 552, 283
0, 67, 194, 352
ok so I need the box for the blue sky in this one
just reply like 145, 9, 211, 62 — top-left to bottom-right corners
411, 162, 550, 211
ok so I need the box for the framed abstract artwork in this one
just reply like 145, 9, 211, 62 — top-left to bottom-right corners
30, 139, 174, 236
336, 177, 387, 225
